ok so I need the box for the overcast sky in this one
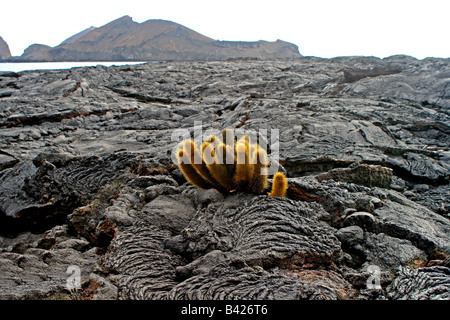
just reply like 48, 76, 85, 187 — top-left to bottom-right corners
1, 0, 449, 59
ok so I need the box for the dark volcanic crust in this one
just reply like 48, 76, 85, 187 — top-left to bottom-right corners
0, 57, 449, 300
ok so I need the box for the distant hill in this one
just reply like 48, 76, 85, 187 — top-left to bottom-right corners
59, 26, 97, 45
14, 16, 301, 62
0, 36, 11, 60
21, 44, 52, 61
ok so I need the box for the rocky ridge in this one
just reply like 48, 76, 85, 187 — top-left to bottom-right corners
0, 55, 449, 300
0, 36, 11, 60
7, 16, 301, 62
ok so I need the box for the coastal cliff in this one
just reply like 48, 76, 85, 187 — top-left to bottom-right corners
0, 36, 11, 60
13, 16, 301, 62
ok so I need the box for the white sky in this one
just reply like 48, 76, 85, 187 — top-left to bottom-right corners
1, 0, 449, 59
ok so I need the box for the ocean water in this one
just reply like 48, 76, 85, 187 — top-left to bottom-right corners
0, 61, 147, 72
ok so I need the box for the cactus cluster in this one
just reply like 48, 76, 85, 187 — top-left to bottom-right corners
176, 128, 288, 197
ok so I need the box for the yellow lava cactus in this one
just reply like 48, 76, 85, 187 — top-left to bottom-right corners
176, 128, 288, 197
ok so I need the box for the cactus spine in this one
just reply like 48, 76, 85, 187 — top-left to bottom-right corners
181, 139, 217, 186
176, 149, 212, 189
203, 142, 233, 191
233, 142, 251, 191
269, 172, 288, 197
176, 129, 288, 197
248, 147, 269, 194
